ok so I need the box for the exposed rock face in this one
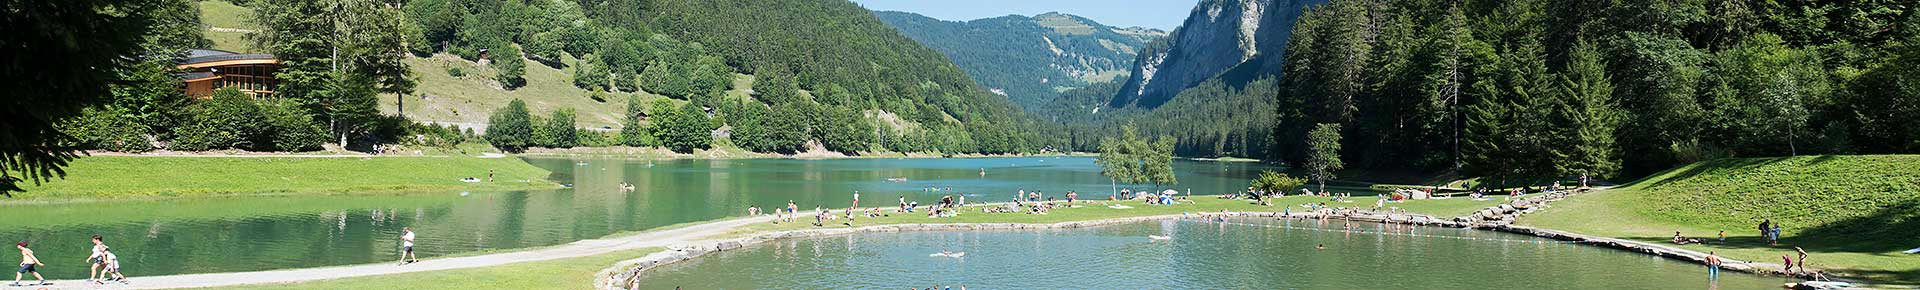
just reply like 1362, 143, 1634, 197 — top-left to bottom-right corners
1111, 0, 1326, 108
873, 11, 1164, 110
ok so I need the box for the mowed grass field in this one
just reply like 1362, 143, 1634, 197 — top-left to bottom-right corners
1520, 155, 1920, 283
12, 155, 561, 200
224, 248, 662, 290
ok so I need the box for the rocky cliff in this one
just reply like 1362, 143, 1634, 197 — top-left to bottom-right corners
1111, 0, 1324, 108
874, 11, 1164, 110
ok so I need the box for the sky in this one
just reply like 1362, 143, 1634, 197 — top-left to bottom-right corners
850, 0, 1201, 30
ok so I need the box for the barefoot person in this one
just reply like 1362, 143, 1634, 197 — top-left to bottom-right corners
86, 235, 107, 283
12, 242, 44, 286
1795, 247, 1809, 272
1705, 251, 1722, 281
400, 227, 419, 264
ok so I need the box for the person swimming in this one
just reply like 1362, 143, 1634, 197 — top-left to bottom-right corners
1315, 244, 1326, 250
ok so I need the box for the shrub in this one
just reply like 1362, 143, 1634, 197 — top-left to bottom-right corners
172, 88, 264, 151
64, 107, 153, 152
258, 99, 327, 151
447, 66, 466, 77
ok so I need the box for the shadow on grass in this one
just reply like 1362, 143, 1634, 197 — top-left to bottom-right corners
1795, 198, 1920, 253
1619, 200, 1920, 254
1633, 157, 1787, 189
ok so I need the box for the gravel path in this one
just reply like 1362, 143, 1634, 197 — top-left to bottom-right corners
23, 214, 778, 289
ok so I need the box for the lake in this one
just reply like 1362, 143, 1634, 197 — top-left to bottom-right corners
0, 156, 1275, 277
632, 218, 1791, 289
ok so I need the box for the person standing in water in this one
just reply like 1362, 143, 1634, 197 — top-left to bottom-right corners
1705, 251, 1722, 281
852, 191, 860, 209
400, 227, 419, 264
12, 242, 44, 286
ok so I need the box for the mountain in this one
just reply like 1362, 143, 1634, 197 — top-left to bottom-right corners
1112, 0, 1324, 108
636, 0, 1046, 154
873, 11, 1164, 110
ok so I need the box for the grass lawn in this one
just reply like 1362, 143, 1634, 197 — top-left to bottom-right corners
719, 194, 1527, 238
11, 154, 560, 200
223, 248, 662, 290
1519, 155, 1920, 283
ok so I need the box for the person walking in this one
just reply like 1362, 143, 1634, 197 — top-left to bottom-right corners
101, 248, 124, 283
1795, 247, 1809, 272
12, 242, 44, 286
86, 235, 107, 283
399, 227, 419, 265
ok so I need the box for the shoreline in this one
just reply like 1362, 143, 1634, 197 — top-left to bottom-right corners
4, 191, 1849, 289
597, 191, 1839, 289
516, 145, 1088, 160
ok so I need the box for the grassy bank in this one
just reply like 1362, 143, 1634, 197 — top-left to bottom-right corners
11, 155, 561, 200
1520, 155, 1920, 283
719, 193, 1529, 238
225, 248, 662, 290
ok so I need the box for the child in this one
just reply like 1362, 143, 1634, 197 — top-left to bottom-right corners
102, 248, 126, 283
12, 242, 44, 286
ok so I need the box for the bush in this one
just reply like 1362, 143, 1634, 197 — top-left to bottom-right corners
447, 66, 466, 77
64, 107, 153, 152
171, 87, 324, 151
172, 88, 264, 151
258, 99, 327, 151
577, 130, 619, 147
486, 99, 534, 151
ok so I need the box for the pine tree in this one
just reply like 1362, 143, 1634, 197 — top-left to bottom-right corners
1553, 40, 1621, 179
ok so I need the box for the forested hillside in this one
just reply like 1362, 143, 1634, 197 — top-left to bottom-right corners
1269, 0, 1918, 183
62, 0, 1051, 158
628, 0, 1046, 154
873, 11, 1163, 110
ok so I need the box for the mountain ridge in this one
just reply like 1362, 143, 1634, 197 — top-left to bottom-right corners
873, 10, 1162, 111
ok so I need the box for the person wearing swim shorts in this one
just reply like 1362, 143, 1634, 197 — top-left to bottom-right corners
13, 242, 44, 286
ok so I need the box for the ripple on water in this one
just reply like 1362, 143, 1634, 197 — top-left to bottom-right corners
632, 218, 1793, 289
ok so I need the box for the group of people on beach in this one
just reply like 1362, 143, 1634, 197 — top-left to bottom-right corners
8, 235, 125, 287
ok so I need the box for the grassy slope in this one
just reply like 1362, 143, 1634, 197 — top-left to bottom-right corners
198, 0, 259, 53
225, 248, 662, 290
394, 54, 671, 129
13, 154, 560, 199
1520, 155, 1920, 283
721, 194, 1533, 238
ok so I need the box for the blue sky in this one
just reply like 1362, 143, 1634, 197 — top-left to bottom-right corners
850, 0, 1201, 30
